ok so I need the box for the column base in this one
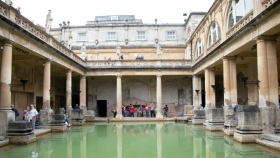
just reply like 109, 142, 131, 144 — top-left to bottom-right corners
223, 121, 236, 136
8, 134, 36, 145
156, 113, 163, 120
115, 114, 123, 120
0, 110, 15, 140
234, 131, 260, 143
205, 122, 224, 131
50, 125, 67, 132
72, 120, 85, 126
192, 119, 206, 125
39, 108, 54, 126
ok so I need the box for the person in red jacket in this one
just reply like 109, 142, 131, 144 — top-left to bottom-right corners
129, 104, 135, 117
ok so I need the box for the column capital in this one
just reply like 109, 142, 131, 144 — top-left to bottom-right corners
256, 35, 278, 42
156, 74, 162, 77
222, 56, 236, 60
3, 40, 13, 46
116, 74, 122, 77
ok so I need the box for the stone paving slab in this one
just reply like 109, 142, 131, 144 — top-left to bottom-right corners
260, 134, 280, 142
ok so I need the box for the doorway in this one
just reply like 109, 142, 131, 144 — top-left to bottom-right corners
97, 100, 107, 117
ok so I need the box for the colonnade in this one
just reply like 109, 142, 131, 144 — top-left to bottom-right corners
192, 36, 279, 133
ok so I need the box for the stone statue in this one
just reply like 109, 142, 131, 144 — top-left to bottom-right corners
45, 10, 53, 33
155, 44, 162, 59
116, 45, 121, 59
81, 43, 87, 60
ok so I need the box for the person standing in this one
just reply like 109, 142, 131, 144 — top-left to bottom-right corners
24, 106, 31, 121
150, 103, 156, 118
145, 104, 150, 117
11, 104, 19, 120
163, 105, 169, 117
29, 104, 38, 130
129, 104, 135, 117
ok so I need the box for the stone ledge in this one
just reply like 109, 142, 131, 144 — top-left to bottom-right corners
259, 134, 280, 142
0, 139, 9, 147
256, 139, 280, 151
8, 134, 36, 145
234, 132, 259, 143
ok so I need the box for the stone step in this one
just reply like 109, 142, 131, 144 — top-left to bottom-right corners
256, 139, 280, 151
259, 134, 280, 142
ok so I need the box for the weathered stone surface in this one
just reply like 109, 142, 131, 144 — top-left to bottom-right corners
192, 109, 205, 125
259, 106, 276, 133
0, 110, 15, 140
236, 105, 262, 131
71, 109, 84, 120
7, 121, 32, 132
39, 108, 54, 126
8, 134, 36, 144
205, 108, 224, 131
50, 114, 65, 125
51, 126, 67, 132
184, 105, 194, 115
234, 105, 262, 143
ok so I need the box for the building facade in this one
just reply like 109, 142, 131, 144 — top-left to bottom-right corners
0, 0, 280, 142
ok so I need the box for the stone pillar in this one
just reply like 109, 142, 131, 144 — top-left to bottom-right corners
39, 60, 53, 126
193, 75, 202, 110
257, 36, 278, 133
0, 41, 14, 140
80, 75, 86, 114
209, 69, 216, 108
223, 57, 237, 135
66, 70, 72, 115
156, 75, 163, 119
116, 75, 123, 120
43, 60, 51, 108
205, 69, 210, 109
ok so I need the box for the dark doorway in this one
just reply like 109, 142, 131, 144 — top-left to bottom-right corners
36, 97, 43, 112
72, 95, 80, 108
97, 100, 107, 117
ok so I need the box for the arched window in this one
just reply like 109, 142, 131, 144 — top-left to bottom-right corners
196, 38, 203, 58
228, 0, 253, 29
208, 21, 221, 46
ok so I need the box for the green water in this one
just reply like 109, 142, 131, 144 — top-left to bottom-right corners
0, 123, 280, 158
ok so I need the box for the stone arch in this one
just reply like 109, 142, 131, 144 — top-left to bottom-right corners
130, 82, 149, 101
162, 81, 178, 104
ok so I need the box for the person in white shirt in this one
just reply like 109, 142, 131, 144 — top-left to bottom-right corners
29, 104, 38, 130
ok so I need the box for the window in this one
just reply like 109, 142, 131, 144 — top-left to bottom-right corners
108, 32, 116, 40
208, 21, 221, 46
166, 31, 176, 40
111, 16, 118, 21
196, 38, 203, 58
228, 0, 253, 29
78, 33, 87, 41
137, 31, 146, 40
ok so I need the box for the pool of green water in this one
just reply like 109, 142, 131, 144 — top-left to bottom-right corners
0, 123, 280, 158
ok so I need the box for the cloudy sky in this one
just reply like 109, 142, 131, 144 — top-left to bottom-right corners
11, 0, 214, 27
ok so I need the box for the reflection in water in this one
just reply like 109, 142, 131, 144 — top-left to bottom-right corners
0, 123, 280, 158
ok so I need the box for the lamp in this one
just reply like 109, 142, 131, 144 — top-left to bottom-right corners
125, 39, 128, 45
239, 77, 259, 88
195, 90, 200, 96
10, 79, 28, 91
211, 85, 218, 91
95, 39, 99, 45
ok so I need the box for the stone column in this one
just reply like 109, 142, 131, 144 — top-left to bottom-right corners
223, 57, 237, 135
256, 36, 279, 133
209, 69, 216, 108
205, 69, 210, 109
66, 70, 72, 115
0, 41, 12, 110
43, 60, 51, 109
116, 75, 123, 120
257, 38, 269, 107
39, 60, 53, 126
0, 41, 14, 140
156, 75, 163, 119
80, 75, 86, 114
193, 75, 202, 110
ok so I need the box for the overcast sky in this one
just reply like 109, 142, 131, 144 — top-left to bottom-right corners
11, 0, 214, 27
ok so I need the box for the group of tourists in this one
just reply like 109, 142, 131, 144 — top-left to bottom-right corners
118, 103, 169, 118
21, 104, 38, 130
